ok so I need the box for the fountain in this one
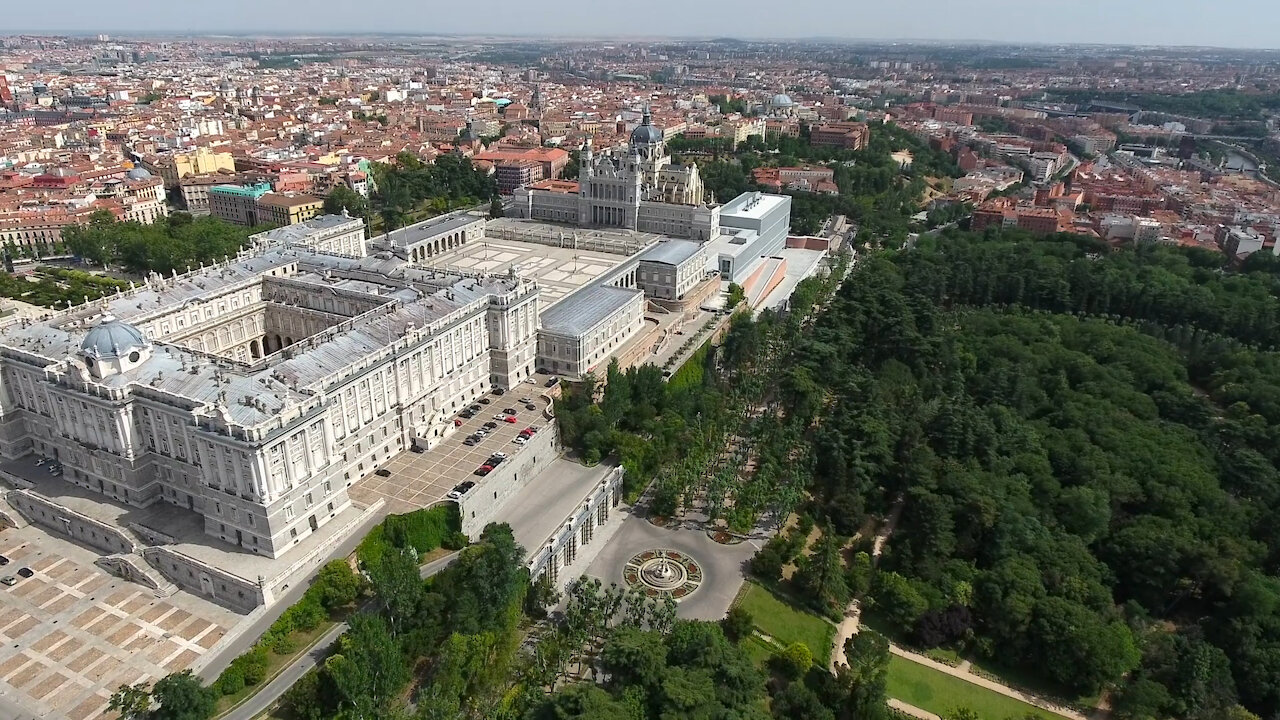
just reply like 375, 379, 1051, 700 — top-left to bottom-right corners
623, 549, 704, 599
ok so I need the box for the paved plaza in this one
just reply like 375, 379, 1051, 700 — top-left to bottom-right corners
424, 238, 624, 306
349, 387, 552, 511
0, 528, 238, 720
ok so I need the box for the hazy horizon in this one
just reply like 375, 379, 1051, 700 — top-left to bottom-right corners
6, 0, 1280, 50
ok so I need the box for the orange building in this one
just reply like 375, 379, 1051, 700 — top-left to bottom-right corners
810, 122, 870, 150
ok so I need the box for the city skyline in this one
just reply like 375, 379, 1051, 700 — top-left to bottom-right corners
8, 0, 1280, 50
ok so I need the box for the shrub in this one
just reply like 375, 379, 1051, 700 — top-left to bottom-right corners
312, 560, 362, 611
749, 540, 786, 581
443, 531, 469, 551
357, 505, 461, 570
233, 647, 270, 686
214, 665, 245, 696
722, 605, 755, 642
773, 641, 814, 679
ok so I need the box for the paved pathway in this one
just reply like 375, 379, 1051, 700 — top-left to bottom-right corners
886, 645, 1088, 720
890, 698, 941, 720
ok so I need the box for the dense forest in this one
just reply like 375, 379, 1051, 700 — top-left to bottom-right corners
772, 228, 1280, 719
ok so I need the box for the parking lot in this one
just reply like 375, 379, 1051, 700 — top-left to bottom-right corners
0, 528, 238, 720
349, 389, 549, 513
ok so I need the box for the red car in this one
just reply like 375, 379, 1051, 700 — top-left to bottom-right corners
521, 427, 537, 436
503, 415, 518, 423
475, 465, 493, 476
454, 419, 463, 427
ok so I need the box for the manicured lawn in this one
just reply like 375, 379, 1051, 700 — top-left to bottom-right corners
734, 581, 835, 659
885, 655, 1061, 720
741, 633, 778, 667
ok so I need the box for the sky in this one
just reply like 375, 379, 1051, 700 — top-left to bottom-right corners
7, 0, 1280, 50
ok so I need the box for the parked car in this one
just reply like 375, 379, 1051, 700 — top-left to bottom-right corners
493, 388, 505, 396
503, 416, 518, 423
410, 445, 425, 454
493, 414, 508, 421
0, 577, 14, 587
469, 404, 482, 412
454, 419, 464, 427
478, 398, 492, 405
483, 421, 498, 430
34, 458, 45, 467
475, 429, 488, 438
488, 457, 504, 467
0, 555, 9, 566
374, 468, 391, 477
474, 465, 493, 476
16, 568, 33, 579
513, 436, 528, 446
518, 397, 532, 404
463, 438, 477, 447
447, 481, 475, 500
525, 404, 537, 411
491, 452, 508, 460
523, 426, 540, 435
502, 408, 517, 416
545, 377, 558, 387
459, 409, 475, 419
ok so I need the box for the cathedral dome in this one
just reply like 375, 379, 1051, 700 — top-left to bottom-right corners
770, 93, 794, 108
81, 315, 149, 361
126, 167, 152, 180
630, 108, 663, 146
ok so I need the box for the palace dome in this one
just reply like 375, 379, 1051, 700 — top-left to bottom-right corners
81, 315, 148, 360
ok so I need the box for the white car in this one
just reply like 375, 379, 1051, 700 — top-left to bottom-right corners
512, 436, 528, 445
493, 414, 509, 421
491, 452, 508, 459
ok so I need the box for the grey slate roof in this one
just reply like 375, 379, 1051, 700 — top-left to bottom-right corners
539, 284, 642, 337
638, 239, 702, 266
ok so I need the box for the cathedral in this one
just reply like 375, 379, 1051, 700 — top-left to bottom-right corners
511, 107, 722, 241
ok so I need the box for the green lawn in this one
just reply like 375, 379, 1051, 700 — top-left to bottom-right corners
734, 581, 835, 659
741, 633, 778, 667
885, 655, 1062, 720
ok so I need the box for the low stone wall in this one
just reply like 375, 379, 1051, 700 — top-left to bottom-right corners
459, 421, 561, 538
7, 489, 138, 556
142, 546, 266, 614
0, 494, 28, 530
263, 499, 385, 599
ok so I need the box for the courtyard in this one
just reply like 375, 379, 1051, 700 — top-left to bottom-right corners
423, 234, 625, 307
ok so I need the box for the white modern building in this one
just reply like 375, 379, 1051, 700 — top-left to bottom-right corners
706, 191, 793, 281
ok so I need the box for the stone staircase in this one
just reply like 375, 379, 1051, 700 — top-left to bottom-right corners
95, 553, 179, 598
